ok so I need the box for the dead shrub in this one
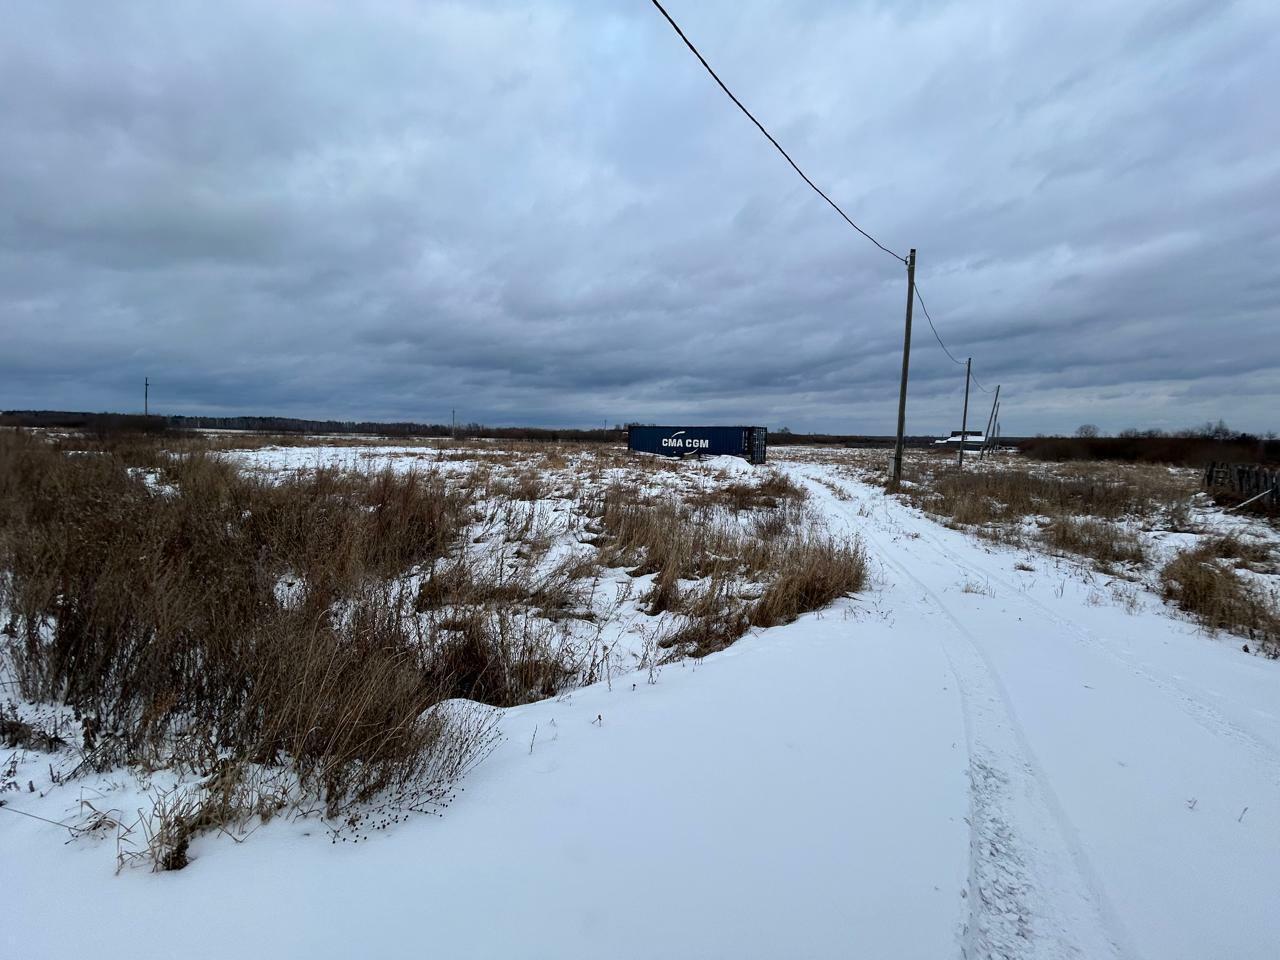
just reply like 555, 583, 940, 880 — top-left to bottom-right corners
0, 429, 490, 844
492, 469, 547, 502
527, 553, 598, 620
751, 536, 868, 628
1, 712, 68, 753
1160, 543, 1280, 655
589, 481, 864, 657
891, 455, 1194, 561
659, 608, 751, 659
1040, 518, 1146, 567
1198, 534, 1275, 572
423, 610, 574, 706
693, 470, 806, 512
416, 549, 596, 623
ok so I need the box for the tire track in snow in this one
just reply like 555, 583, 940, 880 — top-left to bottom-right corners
791, 465, 1130, 960
864, 486, 1280, 784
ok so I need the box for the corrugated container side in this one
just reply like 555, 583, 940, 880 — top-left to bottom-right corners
626, 425, 766, 463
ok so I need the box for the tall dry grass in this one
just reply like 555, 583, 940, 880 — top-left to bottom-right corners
888, 451, 1279, 652
1160, 541, 1279, 655
586, 481, 865, 657
1, 431, 872, 866
893, 456, 1191, 527
0, 429, 494, 862
886, 454, 1197, 571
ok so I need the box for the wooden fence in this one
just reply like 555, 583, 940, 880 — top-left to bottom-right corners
1203, 461, 1280, 510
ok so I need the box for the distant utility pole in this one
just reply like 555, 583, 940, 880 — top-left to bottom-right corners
891, 248, 917, 485
451, 408, 456, 439
979, 385, 1000, 460
958, 358, 972, 468
144, 377, 149, 416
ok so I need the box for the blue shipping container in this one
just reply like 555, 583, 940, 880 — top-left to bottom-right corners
627, 425, 767, 464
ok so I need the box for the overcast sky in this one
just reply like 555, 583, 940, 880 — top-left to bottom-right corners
2, 0, 1277, 435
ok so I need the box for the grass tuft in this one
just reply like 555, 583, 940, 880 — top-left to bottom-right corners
1159, 542, 1279, 655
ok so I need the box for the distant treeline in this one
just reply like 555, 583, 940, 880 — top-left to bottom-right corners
0, 411, 171, 436
1, 410, 949, 449
0, 410, 622, 442
8, 411, 1274, 464
1021, 423, 1280, 466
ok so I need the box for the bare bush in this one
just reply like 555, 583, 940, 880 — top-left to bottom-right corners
0, 430, 492, 852
751, 535, 867, 628
894, 456, 1191, 528
1160, 543, 1280, 655
691, 470, 807, 512
423, 610, 575, 706
1040, 517, 1146, 567
1196, 534, 1275, 573
1, 431, 869, 868
589, 482, 864, 657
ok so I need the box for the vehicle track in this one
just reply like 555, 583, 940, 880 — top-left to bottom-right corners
792, 466, 1131, 960
855, 477, 1280, 783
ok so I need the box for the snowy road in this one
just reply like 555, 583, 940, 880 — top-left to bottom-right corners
792, 462, 1280, 960
6, 460, 1280, 959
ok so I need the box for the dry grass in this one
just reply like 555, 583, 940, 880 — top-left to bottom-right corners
1040, 517, 1146, 568
751, 534, 865, 627
412, 547, 603, 706
1159, 542, 1280, 655
422, 610, 576, 706
1, 431, 871, 865
883, 453, 1198, 569
0, 429, 496, 857
893, 455, 1192, 528
1196, 534, 1276, 573
587, 480, 864, 657
884, 452, 1280, 649
690, 469, 806, 512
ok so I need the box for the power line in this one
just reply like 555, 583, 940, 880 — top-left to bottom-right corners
914, 282, 994, 391
911, 284, 965, 366
649, 2, 997, 409
648, 0, 906, 263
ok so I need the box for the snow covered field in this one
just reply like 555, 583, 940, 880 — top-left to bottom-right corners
4, 441, 1279, 959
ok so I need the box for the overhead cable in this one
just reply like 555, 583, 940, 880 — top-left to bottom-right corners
649, 0, 906, 263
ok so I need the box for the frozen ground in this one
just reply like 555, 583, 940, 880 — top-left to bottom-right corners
4, 445, 1279, 959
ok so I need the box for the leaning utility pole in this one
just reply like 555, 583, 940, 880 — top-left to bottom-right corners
144, 377, 149, 416
958, 357, 972, 468
891, 249, 917, 485
979, 384, 1000, 459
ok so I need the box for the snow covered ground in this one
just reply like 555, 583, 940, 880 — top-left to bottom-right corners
5, 445, 1279, 959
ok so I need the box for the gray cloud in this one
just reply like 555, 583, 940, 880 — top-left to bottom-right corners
1, 0, 1278, 435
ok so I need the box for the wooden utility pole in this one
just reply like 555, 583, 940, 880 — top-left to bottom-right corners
891, 249, 917, 485
144, 377, 149, 416
958, 357, 971, 468
979, 384, 1000, 459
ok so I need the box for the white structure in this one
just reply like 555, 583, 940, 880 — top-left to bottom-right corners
932, 430, 984, 448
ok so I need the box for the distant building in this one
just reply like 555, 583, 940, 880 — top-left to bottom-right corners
933, 430, 984, 449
